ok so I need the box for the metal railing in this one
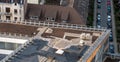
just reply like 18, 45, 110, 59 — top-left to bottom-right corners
0, 20, 106, 32
0, 32, 29, 39
105, 52, 120, 59
80, 30, 110, 62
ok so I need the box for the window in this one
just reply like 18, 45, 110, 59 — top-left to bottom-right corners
30, 16, 39, 20
62, 19, 67, 23
6, 7, 10, 13
15, 3, 17, 6
52, 18, 54, 20
14, 9, 17, 14
6, 16, 10, 20
51, 18, 55, 21
47, 17, 49, 20
5, 43, 15, 50
0, 42, 21, 50
14, 17, 17, 21
0, 42, 5, 49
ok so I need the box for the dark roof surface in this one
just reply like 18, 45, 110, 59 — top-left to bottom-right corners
28, 6, 42, 17
44, 5, 58, 18
26, 4, 85, 25
0, 54, 7, 61
0, 23, 39, 37
10, 39, 89, 62
104, 58, 120, 62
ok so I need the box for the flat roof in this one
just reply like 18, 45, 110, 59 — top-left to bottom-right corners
42, 27, 102, 43
10, 40, 90, 62
0, 22, 109, 62
3, 25, 105, 62
0, 23, 39, 37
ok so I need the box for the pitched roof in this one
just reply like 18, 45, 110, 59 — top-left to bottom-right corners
60, 7, 69, 21
28, 6, 41, 17
44, 5, 58, 19
26, 4, 85, 25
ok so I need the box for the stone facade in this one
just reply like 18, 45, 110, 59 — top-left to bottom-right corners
0, 0, 27, 21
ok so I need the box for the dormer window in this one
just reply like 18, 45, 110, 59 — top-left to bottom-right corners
52, 18, 54, 20
15, 3, 17, 6
62, 20, 66, 23
51, 18, 55, 22
30, 16, 39, 20
62, 19, 67, 23
6, 0, 11, 3
47, 17, 49, 20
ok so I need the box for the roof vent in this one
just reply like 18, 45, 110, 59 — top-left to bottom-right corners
80, 33, 86, 39
45, 28, 53, 33
55, 49, 64, 55
79, 40, 84, 46
85, 33, 91, 40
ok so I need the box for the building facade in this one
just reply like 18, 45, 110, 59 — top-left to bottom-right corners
0, 0, 27, 21
27, 0, 89, 23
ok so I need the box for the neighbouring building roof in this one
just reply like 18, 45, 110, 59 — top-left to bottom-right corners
26, 4, 85, 25
28, 6, 42, 17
